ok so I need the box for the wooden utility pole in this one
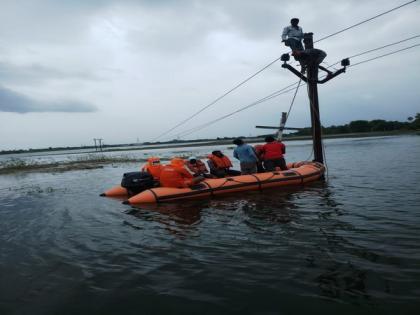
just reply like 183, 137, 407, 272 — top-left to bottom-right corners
280, 33, 349, 164
304, 33, 323, 164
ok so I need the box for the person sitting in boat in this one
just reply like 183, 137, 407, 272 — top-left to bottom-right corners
141, 156, 163, 180
186, 156, 214, 178
207, 150, 241, 178
261, 136, 287, 171
159, 157, 204, 188
253, 144, 265, 173
232, 138, 258, 174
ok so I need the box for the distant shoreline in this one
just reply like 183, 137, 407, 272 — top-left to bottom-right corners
1, 130, 418, 155
1, 131, 418, 175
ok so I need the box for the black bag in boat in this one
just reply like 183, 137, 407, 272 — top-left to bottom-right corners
121, 171, 156, 195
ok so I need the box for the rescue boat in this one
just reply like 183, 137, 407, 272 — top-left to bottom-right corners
101, 161, 324, 204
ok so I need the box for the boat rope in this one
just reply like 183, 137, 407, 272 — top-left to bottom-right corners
305, 146, 314, 162
153, 0, 417, 141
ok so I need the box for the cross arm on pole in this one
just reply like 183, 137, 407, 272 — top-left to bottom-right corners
281, 63, 308, 82
255, 125, 303, 131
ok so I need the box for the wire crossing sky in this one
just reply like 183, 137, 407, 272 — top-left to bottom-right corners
170, 42, 420, 139
154, 0, 418, 141
0, 0, 419, 150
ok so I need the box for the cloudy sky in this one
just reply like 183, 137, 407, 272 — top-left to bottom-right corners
0, 0, 419, 150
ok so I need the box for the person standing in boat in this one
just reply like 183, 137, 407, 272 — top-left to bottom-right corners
159, 158, 204, 188
207, 150, 241, 178
253, 144, 265, 173
261, 136, 287, 171
233, 138, 258, 174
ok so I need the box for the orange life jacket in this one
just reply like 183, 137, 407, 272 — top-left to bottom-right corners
186, 160, 208, 174
208, 154, 232, 169
141, 157, 163, 180
159, 158, 193, 188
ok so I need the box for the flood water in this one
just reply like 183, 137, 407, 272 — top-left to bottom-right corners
1, 135, 419, 314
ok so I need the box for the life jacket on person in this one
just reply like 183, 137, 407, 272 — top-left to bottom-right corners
261, 141, 286, 160
207, 154, 232, 170
159, 158, 194, 188
141, 157, 163, 180
186, 159, 208, 175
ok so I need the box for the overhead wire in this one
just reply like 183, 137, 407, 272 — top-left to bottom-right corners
313, 0, 417, 44
152, 57, 282, 141
170, 42, 420, 139
153, 0, 417, 141
329, 34, 420, 67
349, 43, 420, 67
175, 83, 301, 138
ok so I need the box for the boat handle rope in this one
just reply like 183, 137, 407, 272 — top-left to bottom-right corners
147, 188, 160, 203
249, 174, 262, 191
201, 181, 215, 196
224, 172, 279, 190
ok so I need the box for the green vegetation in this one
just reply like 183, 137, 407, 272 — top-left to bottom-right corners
0, 155, 144, 174
1, 115, 419, 156
289, 113, 420, 136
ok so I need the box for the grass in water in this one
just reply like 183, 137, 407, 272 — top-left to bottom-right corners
0, 155, 145, 174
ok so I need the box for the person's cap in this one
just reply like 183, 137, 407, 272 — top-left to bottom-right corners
189, 156, 197, 161
291, 18, 299, 23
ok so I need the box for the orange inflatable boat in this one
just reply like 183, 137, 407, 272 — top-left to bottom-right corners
101, 161, 325, 204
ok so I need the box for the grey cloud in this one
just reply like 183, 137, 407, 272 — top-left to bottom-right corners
123, 0, 288, 54
0, 62, 102, 85
0, 85, 97, 113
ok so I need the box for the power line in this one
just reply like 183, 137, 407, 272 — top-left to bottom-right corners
314, 0, 417, 43
176, 84, 301, 138
152, 56, 281, 140
329, 34, 420, 67
153, 0, 417, 140
349, 43, 420, 67
172, 43, 420, 139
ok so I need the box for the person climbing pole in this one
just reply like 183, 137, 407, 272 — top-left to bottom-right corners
282, 18, 306, 72
282, 18, 304, 55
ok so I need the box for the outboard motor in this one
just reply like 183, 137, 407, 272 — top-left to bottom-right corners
121, 171, 157, 195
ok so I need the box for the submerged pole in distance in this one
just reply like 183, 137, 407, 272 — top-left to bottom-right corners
276, 112, 288, 141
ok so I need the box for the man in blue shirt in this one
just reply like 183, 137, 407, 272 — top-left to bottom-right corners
233, 138, 258, 174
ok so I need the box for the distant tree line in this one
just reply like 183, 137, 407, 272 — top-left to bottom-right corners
289, 113, 420, 136
2, 114, 419, 155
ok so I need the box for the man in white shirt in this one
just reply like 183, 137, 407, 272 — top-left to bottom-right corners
282, 18, 304, 55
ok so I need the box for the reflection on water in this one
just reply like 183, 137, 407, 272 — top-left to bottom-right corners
127, 202, 203, 238
1, 135, 420, 314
